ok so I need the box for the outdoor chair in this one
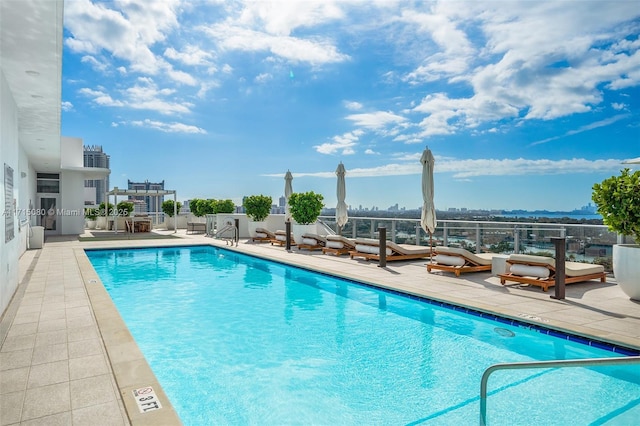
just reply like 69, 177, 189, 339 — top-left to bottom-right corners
427, 246, 496, 277
297, 233, 326, 251
499, 254, 606, 292
349, 238, 432, 262
322, 235, 357, 256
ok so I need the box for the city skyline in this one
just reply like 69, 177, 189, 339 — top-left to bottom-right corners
60, 1, 640, 212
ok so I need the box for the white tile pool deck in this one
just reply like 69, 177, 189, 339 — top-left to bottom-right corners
1, 230, 639, 425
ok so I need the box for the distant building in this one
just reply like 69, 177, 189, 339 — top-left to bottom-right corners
83, 145, 110, 205
127, 179, 164, 213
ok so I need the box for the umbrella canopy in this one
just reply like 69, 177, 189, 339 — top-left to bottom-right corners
420, 148, 436, 235
335, 162, 348, 229
284, 170, 293, 221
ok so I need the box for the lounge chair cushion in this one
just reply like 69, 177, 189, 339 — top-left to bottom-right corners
355, 244, 393, 256
326, 240, 344, 249
326, 235, 355, 248
435, 246, 495, 266
255, 232, 268, 238
434, 254, 466, 267
565, 262, 605, 277
508, 254, 605, 277
302, 237, 319, 245
509, 254, 555, 267
509, 264, 551, 278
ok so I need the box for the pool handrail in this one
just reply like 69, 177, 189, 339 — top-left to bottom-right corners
479, 355, 640, 425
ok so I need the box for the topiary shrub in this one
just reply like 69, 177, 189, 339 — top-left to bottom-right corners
243, 195, 272, 221
289, 191, 324, 225
162, 200, 182, 217
592, 168, 640, 243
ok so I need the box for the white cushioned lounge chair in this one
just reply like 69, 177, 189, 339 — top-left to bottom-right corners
349, 238, 432, 262
297, 233, 327, 251
322, 235, 356, 256
499, 254, 606, 292
271, 229, 295, 246
252, 227, 275, 243
427, 246, 496, 277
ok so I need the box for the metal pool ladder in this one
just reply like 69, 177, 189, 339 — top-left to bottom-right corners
480, 355, 640, 425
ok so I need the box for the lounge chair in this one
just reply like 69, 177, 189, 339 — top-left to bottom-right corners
252, 227, 275, 243
427, 246, 496, 277
349, 238, 432, 262
297, 233, 326, 251
322, 235, 356, 256
499, 254, 606, 292
271, 229, 296, 246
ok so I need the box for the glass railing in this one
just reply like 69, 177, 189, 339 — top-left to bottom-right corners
319, 216, 618, 272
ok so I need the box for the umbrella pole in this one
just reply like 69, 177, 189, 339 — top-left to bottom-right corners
429, 231, 433, 260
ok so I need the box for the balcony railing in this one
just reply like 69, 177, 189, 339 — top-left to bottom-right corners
319, 215, 618, 271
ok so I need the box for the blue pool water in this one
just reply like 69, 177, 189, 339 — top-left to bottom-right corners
86, 246, 640, 425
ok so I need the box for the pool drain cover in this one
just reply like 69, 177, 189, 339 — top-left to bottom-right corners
494, 327, 515, 337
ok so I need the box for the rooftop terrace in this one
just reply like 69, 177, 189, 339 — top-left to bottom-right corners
1, 230, 638, 424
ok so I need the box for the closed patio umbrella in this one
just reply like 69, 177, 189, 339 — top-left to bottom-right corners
420, 148, 436, 256
335, 162, 348, 233
284, 170, 293, 222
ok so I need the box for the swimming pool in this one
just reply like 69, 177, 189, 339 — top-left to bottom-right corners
86, 245, 640, 425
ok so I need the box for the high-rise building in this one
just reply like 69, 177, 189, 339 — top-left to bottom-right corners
127, 179, 165, 213
83, 145, 110, 205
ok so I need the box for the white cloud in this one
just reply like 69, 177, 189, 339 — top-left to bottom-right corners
344, 101, 363, 110
530, 114, 631, 146
128, 119, 207, 134
61, 101, 73, 112
271, 156, 627, 179
346, 111, 406, 129
78, 79, 193, 115
164, 45, 213, 66
402, 2, 640, 136
315, 130, 364, 155
611, 102, 626, 111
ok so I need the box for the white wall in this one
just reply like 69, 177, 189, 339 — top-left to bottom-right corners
60, 171, 85, 235
60, 136, 83, 168
0, 69, 21, 315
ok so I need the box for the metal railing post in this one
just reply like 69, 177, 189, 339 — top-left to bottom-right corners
476, 223, 481, 253
551, 237, 566, 300
514, 226, 520, 254
378, 227, 387, 268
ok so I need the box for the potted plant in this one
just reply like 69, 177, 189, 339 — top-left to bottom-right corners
162, 200, 182, 230
96, 202, 114, 229
244, 195, 272, 237
288, 191, 324, 244
592, 168, 640, 300
84, 207, 98, 229
117, 201, 134, 217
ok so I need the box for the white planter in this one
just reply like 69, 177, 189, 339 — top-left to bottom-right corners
613, 244, 640, 301
292, 223, 317, 246
247, 220, 266, 238
96, 217, 107, 230
165, 217, 176, 230
86, 220, 96, 230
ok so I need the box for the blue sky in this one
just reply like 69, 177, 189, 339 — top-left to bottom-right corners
60, 0, 640, 212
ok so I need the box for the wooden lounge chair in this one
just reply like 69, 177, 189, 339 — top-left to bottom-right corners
427, 246, 496, 277
297, 233, 326, 251
322, 235, 356, 256
349, 238, 432, 261
499, 254, 606, 292
271, 229, 295, 246
252, 227, 275, 243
